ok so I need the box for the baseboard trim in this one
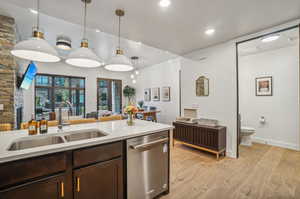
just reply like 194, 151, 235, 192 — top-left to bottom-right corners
253, 137, 299, 151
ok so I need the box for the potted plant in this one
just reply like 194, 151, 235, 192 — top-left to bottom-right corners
123, 85, 136, 104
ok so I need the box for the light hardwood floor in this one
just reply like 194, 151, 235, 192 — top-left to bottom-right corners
163, 143, 300, 199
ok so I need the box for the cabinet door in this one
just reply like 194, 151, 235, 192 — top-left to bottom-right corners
73, 158, 123, 199
0, 174, 66, 199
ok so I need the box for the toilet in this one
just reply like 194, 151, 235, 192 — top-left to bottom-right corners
240, 126, 256, 146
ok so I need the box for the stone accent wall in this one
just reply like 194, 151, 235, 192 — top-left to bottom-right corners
0, 15, 17, 125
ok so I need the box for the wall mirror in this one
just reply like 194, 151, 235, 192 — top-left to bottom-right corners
196, 76, 209, 96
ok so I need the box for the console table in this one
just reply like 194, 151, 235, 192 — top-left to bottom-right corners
173, 122, 226, 160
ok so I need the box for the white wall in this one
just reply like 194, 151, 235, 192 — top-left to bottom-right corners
239, 45, 299, 150
181, 42, 238, 158
22, 61, 132, 121
134, 59, 181, 124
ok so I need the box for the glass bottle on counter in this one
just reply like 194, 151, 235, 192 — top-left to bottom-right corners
39, 115, 48, 134
28, 114, 38, 135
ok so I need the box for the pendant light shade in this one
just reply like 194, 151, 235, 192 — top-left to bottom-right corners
56, 35, 72, 50
11, 34, 60, 62
105, 50, 133, 71
11, 0, 60, 62
66, 39, 102, 67
105, 9, 133, 72
65, 0, 103, 68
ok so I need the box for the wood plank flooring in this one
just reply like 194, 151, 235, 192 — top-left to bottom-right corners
162, 143, 300, 199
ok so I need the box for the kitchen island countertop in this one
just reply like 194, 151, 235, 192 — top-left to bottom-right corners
0, 120, 173, 164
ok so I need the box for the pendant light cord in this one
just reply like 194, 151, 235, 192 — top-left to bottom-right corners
37, 0, 40, 30
118, 15, 121, 50
83, 0, 87, 40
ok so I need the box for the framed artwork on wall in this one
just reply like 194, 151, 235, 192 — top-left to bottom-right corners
151, 87, 160, 101
256, 76, 273, 96
162, 87, 171, 101
144, 88, 151, 101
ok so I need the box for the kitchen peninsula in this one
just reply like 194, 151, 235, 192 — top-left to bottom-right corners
0, 120, 173, 199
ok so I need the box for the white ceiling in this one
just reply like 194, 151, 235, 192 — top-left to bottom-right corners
238, 27, 299, 56
0, 2, 179, 69
5, 0, 300, 55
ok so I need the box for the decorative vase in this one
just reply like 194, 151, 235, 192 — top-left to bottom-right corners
127, 113, 134, 126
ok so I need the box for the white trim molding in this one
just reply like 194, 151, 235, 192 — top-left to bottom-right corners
253, 137, 300, 151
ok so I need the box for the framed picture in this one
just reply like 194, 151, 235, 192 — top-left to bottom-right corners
256, 76, 273, 96
162, 87, 171, 101
151, 87, 160, 101
144, 88, 151, 101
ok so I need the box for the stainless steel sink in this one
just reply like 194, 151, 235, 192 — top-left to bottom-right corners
64, 129, 107, 142
8, 136, 64, 151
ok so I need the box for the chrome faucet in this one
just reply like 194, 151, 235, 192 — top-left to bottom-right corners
58, 101, 73, 131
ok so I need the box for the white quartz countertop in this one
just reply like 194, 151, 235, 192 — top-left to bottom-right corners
0, 120, 173, 164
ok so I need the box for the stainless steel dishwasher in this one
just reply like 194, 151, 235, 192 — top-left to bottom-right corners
127, 131, 169, 199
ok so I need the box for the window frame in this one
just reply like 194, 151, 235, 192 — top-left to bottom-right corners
34, 73, 86, 119
97, 78, 122, 113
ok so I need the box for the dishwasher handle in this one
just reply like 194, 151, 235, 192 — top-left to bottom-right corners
130, 137, 169, 150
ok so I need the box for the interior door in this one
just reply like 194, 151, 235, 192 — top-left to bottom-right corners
0, 174, 66, 199
73, 158, 123, 199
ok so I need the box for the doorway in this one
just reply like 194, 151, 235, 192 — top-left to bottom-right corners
236, 25, 300, 157
97, 78, 122, 114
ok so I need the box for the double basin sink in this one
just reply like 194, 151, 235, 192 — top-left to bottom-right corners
8, 129, 107, 151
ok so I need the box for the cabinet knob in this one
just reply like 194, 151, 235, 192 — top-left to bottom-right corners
76, 177, 81, 192
60, 182, 65, 198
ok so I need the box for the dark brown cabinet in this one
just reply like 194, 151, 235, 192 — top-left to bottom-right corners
0, 174, 66, 199
73, 158, 123, 199
173, 122, 226, 160
0, 142, 124, 199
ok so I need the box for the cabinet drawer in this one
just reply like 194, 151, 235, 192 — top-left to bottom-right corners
0, 153, 67, 189
73, 142, 123, 168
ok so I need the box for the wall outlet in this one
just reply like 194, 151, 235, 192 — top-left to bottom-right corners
0, 104, 3, 111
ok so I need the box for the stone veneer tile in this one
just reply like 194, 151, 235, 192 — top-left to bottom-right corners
0, 15, 17, 125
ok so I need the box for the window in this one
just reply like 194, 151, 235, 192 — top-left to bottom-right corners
35, 74, 85, 120
97, 78, 122, 114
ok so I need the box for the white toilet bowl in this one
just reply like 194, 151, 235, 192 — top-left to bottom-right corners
240, 126, 255, 146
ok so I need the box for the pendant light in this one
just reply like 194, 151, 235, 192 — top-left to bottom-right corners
105, 9, 133, 72
56, 35, 72, 50
130, 56, 139, 84
11, 0, 60, 62
131, 56, 140, 75
65, 0, 103, 68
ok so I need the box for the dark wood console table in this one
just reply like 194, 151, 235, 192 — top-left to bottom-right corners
173, 122, 227, 160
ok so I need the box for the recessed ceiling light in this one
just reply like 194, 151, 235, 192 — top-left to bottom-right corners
159, 0, 171, 8
205, 28, 215, 35
261, 34, 280, 43
29, 8, 38, 14
132, 79, 137, 84
96, 29, 100, 33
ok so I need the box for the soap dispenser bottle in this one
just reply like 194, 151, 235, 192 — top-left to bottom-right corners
28, 114, 38, 135
39, 115, 48, 134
